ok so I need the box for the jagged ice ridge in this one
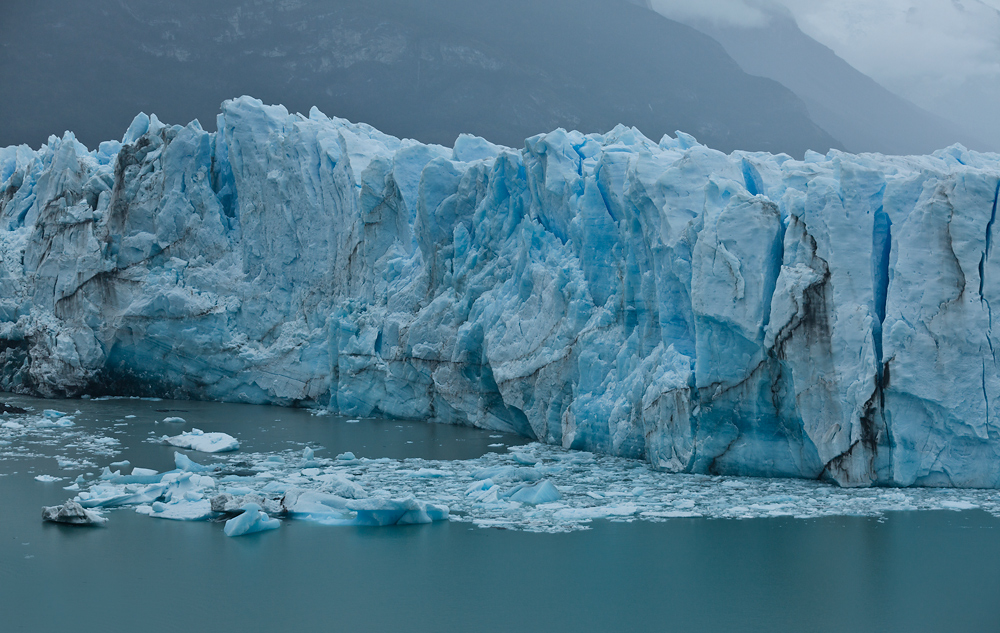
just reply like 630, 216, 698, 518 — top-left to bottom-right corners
2, 97, 999, 488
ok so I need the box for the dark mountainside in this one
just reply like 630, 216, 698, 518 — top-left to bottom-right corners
0, 0, 840, 156
686, 13, 977, 155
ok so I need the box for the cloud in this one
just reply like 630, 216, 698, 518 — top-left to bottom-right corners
775, 0, 1000, 96
649, 0, 772, 28
651, 0, 1000, 139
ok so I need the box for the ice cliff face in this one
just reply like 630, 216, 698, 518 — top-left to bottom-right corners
3, 97, 999, 488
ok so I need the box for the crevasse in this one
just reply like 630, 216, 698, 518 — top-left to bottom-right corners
3, 96, 999, 488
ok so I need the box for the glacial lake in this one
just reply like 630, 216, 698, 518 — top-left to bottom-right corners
1, 394, 999, 632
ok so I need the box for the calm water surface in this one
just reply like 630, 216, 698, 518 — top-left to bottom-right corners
1, 395, 998, 633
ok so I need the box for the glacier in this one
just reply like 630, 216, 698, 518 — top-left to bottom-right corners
2, 96, 1000, 488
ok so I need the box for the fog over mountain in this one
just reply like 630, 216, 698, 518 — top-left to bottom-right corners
684, 12, 976, 155
0, 0, 839, 156
653, 0, 1000, 153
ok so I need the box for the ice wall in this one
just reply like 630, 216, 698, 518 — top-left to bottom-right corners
2, 96, 998, 488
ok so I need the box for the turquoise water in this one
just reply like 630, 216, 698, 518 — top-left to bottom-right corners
1, 395, 999, 632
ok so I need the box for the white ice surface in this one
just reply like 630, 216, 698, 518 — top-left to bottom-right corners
136, 499, 213, 521
163, 429, 239, 453
223, 503, 280, 536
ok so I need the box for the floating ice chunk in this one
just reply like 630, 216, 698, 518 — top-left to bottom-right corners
110, 460, 131, 469
35, 416, 75, 428
553, 504, 639, 521
553, 452, 594, 464
941, 500, 978, 510
466, 479, 500, 504
137, 499, 213, 521
472, 465, 541, 483
42, 410, 65, 419
160, 471, 216, 497
466, 479, 495, 494
34, 475, 63, 483
174, 451, 217, 472
406, 468, 450, 478
314, 474, 367, 499
344, 419, 360, 424
224, 503, 280, 537
2, 421, 24, 429
164, 428, 239, 453
506, 480, 561, 505
336, 451, 357, 461
281, 489, 351, 519
63, 483, 80, 491
510, 452, 538, 465
161, 417, 186, 423
397, 500, 450, 525
42, 501, 107, 525
76, 484, 160, 508
302, 447, 315, 460
210, 493, 283, 515
262, 481, 289, 494
57, 457, 96, 470
124, 415, 136, 419
100, 469, 164, 485
346, 497, 449, 526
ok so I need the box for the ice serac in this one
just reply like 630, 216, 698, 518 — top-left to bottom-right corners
3, 97, 1000, 488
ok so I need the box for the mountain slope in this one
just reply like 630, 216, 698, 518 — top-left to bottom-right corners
0, 0, 839, 156
683, 13, 975, 155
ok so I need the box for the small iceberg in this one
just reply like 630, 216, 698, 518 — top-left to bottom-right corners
211, 493, 283, 515
174, 452, 218, 472
281, 489, 352, 521
346, 497, 449, 526
164, 428, 239, 453
42, 501, 107, 525
136, 499, 213, 521
506, 480, 561, 505
224, 503, 280, 537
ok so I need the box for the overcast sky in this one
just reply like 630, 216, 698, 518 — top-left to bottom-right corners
651, 0, 1000, 138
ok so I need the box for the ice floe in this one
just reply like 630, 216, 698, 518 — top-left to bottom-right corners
42, 501, 107, 525
163, 429, 239, 453
42, 440, 1000, 535
224, 503, 280, 537
7, 401, 1000, 536
136, 499, 214, 521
